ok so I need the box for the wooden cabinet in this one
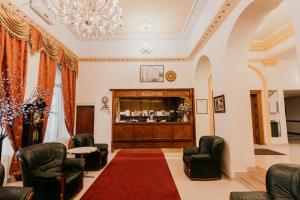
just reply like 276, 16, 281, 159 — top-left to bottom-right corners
111, 89, 195, 150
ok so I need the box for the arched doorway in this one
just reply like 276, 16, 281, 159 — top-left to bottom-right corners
194, 55, 214, 143
248, 65, 271, 145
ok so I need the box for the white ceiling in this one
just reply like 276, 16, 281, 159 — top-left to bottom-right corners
12, 1, 231, 57
118, 0, 196, 37
254, 2, 291, 41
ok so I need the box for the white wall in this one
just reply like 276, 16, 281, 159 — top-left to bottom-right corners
189, 0, 300, 177
194, 56, 212, 143
77, 61, 194, 147
266, 52, 299, 90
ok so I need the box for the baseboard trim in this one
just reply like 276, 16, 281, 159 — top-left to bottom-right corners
221, 167, 232, 179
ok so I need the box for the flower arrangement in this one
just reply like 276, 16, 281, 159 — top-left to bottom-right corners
177, 103, 192, 115
0, 70, 50, 141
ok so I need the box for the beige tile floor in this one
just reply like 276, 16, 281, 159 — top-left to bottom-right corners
255, 140, 300, 170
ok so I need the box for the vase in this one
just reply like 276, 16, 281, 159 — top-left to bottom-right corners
182, 113, 188, 122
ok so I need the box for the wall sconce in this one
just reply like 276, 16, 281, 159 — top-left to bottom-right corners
100, 96, 110, 113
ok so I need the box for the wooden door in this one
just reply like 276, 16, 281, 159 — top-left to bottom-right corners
250, 91, 264, 144
76, 106, 95, 134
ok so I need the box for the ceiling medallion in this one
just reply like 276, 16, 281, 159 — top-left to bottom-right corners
139, 23, 153, 55
165, 70, 176, 82
46, 0, 123, 40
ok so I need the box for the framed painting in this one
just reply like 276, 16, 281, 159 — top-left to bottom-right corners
140, 65, 164, 82
196, 99, 208, 114
214, 95, 226, 113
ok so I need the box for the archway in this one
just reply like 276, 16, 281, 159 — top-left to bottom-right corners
194, 55, 214, 143
248, 65, 271, 144
219, 0, 285, 176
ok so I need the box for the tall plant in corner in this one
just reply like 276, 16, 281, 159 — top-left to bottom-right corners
0, 70, 50, 161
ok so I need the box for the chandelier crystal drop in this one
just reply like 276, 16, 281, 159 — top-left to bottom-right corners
46, 0, 123, 40
139, 41, 153, 55
139, 23, 153, 55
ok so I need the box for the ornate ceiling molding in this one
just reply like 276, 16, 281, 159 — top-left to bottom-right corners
188, 0, 240, 60
80, 57, 190, 62
80, 0, 240, 62
262, 57, 278, 67
250, 23, 294, 52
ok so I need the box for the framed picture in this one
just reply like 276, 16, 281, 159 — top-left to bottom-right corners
196, 99, 208, 114
214, 95, 226, 113
140, 65, 164, 82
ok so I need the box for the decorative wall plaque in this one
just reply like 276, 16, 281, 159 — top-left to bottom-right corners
165, 70, 176, 82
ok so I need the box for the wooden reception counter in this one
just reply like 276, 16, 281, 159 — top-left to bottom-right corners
111, 89, 195, 150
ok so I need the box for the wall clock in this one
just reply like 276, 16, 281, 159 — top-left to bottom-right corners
165, 70, 176, 82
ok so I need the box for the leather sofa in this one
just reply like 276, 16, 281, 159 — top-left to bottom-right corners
17, 143, 85, 200
0, 163, 34, 200
73, 133, 108, 170
230, 163, 300, 200
183, 136, 224, 180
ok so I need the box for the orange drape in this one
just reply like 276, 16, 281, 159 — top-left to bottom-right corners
30, 26, 42, 55
61, 52, 77, 139
37, 52, 57, 140
0, 25, 27, 175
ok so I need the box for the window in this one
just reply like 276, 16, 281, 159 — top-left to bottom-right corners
44, 64, 70, 142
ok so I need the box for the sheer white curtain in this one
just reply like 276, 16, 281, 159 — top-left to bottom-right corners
44, 64, 70, 143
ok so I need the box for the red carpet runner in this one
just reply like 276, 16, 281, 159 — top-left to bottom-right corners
81, 149, 181, 200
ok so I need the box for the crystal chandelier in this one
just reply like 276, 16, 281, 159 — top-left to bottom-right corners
139, 23, 153, 55
46, 0, 123, 40
139, 42, 153, 55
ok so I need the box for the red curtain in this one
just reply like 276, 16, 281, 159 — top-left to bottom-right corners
0, 25, 28, 175
61, 52, 77, 143
37, 52, 57, 140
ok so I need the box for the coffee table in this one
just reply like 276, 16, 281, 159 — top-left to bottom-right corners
67, 146, 97, 178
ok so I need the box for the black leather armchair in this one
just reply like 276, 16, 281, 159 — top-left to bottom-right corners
17, 143, 85, 200
0, 163, 34, 200
73, 133, 108, 170
230, 163, 300, 200
183, 136, 224, 180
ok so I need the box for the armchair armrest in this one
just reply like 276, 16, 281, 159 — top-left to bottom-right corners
190, 154, 212, 161
63, 158, 85, 171
230, 192, 271, 200
94, 143, 108, 151
31, 170, 64, 183
183, 147, 199, 155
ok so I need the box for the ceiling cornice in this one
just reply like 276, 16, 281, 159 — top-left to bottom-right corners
188, 0, 240, 60
80, 0, 240, 62
80, 57, 190, 62
250, 23, 294, 52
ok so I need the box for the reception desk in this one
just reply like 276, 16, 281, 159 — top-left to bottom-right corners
111, 89, 195, 150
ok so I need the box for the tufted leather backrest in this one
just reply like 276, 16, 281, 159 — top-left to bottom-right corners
266, 164, 300, 199
17, 143, 66, 186
73, 133, 94, 147
199, 136, 224, 159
